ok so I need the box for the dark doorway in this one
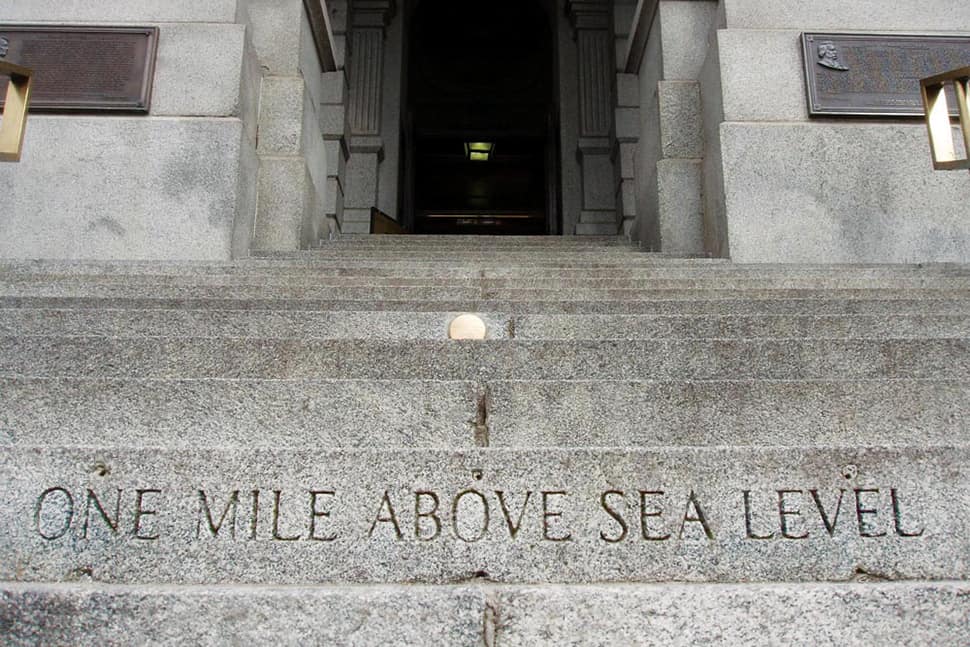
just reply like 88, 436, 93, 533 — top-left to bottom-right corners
402, 0, 559, 235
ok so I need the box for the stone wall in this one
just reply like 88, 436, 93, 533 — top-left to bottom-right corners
246, 0, 339, 251
628, 0, 970, 263
0, 0, 341, 260
703, 0, 970, 263
627, 0, 715, 254
0, 1, 261, 261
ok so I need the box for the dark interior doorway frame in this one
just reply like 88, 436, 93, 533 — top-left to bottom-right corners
399, 0, 563, 235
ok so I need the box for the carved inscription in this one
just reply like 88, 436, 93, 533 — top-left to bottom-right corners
33, 485, 926, 545
802, 33, 970, 116
0, 26, 158, 112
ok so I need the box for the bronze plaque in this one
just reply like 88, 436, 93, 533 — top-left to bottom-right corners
803, 33, 970, 117
0, 26, 158, 112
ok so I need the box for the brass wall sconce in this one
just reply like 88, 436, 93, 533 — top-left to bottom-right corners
0, 61, 33, 163
921, 66, 970, 172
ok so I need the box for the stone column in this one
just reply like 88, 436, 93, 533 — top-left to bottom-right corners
342, 0, 395, 233
567, 0, 619, 235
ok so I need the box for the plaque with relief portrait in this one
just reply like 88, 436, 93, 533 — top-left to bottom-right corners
802, 33, 970, 117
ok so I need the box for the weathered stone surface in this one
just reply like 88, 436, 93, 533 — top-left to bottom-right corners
487, 379, 970, 446
659, 82, 703, 158
0, 309, 512, 340
720, 123, 970, 264
3, 582, 968, 646
4, 297, 970, 316
657, 159, 704, 255
714, 29, 808, 122
256, 77, 307, 155
9, 261, 969, 289
657, 0, 718, 80
7, 259, 970, 281
0, 118, 249, 262
0, 0, 239, 23
4, 309, 969, 340
722, 0, 970, 31
151, 24, 248, 118
252, 158, 314, 252
0, 378, 480, 449
0, 584, 486, 647
497, 583, 970, 646
3, 282, 969, 301
2, 337, 968, 380
510, 313, 970, 339
5, 377, 966, 449
0, 447, 962, 584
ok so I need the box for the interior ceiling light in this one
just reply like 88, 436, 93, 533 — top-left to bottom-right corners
465, 141, 495, 162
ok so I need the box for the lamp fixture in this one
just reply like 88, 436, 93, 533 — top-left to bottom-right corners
921, 66, 970, 171
465, 141, 494, 162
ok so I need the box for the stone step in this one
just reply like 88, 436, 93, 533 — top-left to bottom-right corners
325, 234, 628, 245
4, 309, 970, 340
243, 254, 724, 266
2, 582, 966, 646
575, 222, 622, 235
0, 447, 961, 584
2, 378, 966, 448
250, 250, 656, 262
5, 297, 970, 315
486, 379, 970, 447
0, 583, 484, 647
2, 337, 967, 380
6, 263, 966, 281
6, 273, 970, 290
3, 283, 970, 301
0, 378, 481, 449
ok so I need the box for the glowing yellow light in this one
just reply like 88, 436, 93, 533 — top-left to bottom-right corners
465, 141, 495, 161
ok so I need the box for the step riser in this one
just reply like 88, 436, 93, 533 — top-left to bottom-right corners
487, 379, 970, 447
2, 583, 967, 647
1, 447, 962, 584
5, 311, 970, 340
0, 584, 485, 646
3, 338, 967, 380
7, 276, 970, 290
496, 585, 970, 646
6, 297, 970, 315
0, 378, 481, 448
0, 259, 733, 276
3, 378, 967, 448
11, 286, 970, 301
6, 267, 961, 281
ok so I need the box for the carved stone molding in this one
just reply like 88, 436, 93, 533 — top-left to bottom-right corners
347, 27, 385, 136
350, 0, 395, 29
566, 0, 611, 32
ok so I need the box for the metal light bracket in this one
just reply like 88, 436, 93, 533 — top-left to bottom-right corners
921, 66, 970, 171
0, 61, 32, 162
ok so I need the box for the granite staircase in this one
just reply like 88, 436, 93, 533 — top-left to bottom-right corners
1, 236, 969, 645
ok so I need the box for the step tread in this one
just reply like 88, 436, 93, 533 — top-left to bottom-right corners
3, 582, 966, 647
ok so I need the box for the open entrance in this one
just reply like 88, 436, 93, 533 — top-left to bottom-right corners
402, 0, 560, 235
